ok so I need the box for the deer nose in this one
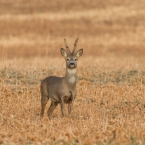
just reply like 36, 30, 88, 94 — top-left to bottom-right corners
70, 62, 74, 65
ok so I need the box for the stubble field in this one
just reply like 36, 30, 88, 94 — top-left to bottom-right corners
0, 0, 145, 144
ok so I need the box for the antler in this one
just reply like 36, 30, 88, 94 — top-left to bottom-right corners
72, 38, 79, 54
64, 39, 71, 54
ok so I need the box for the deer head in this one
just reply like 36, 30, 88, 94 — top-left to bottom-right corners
60, 38, 83, 69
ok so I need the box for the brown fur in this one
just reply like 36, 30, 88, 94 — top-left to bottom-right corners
40, 38, 83, 119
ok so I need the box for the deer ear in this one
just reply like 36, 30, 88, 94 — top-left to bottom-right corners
76, 49, 83, 58
60, 48, 67, 57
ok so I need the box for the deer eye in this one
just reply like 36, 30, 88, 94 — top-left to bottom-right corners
75, 59, 77, 61
66, 59, 69, 61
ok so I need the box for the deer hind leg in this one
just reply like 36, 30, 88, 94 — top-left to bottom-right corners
47, 101, 58, 119
40, 96, 49, 119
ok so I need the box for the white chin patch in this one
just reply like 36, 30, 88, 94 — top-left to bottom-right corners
67, 69, 76, 74
69, 77, 76, 83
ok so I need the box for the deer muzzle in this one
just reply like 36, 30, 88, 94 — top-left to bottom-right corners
69, 62, 76, 68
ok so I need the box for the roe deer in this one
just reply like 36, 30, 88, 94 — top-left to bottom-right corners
40, 38, 83, 119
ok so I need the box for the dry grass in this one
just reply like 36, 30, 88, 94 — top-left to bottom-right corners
0, 0, 145, 144
0, 57, 145, 145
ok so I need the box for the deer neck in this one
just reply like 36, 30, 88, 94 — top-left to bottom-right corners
65, 68, 77, 85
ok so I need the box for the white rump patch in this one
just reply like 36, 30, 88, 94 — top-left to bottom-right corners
69, 77, 76, 83
67, 69, 76, 74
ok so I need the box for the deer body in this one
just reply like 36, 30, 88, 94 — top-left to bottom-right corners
41, 69, 76, 104
40, 38, 83, 119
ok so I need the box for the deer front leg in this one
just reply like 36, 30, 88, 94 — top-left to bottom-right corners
68, 102, 73, 117
68, 91, 75, 117
60, 96, 65, 117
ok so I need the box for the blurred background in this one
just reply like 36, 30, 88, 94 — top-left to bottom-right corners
0, 0, 145, 59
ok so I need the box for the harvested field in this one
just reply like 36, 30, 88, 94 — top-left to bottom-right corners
0, 0, 145, 145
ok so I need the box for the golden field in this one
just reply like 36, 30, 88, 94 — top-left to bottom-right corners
0, 0, 145, 144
